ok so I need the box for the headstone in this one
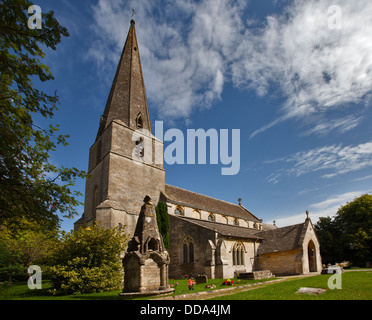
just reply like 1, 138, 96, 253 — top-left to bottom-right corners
296, 287, 326, 295
195, 275, 208, 284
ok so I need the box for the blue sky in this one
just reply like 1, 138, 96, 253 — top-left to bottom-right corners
33, 0, 372, 232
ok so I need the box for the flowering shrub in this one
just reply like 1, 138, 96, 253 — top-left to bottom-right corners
46, 223, 128, 295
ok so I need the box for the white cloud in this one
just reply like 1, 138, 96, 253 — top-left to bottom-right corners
88, 0, 372, 130
88, 0, 246, 120
275, 190, 371, 227
266, 140, 372, 182
302, 115, 363, 136
237, 0, 372, 136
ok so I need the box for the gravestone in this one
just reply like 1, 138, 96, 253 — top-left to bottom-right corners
195, 275, 208, 284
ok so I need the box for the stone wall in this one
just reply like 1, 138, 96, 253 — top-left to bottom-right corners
83, 120, 165, 235
257, 249, 303, 276
169, 216, 260, 279
169, 215, 216, 279
217, 238, 257, 279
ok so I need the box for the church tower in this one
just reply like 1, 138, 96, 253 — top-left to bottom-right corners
75, 20, 165, 235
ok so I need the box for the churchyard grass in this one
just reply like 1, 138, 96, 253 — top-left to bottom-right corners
0, 277, 275, 300
209, 271, 372, 300
167, 277, 276, 296
1, 271, 371, 300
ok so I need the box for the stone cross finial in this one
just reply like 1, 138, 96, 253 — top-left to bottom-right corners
306, 210, 309, 219
238, 198, 242, 206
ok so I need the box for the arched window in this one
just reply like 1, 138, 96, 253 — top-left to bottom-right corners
233, 219, 239, 226
232, 242, 245, 266
136, 113, 143, 129
182, 236, 194, 263
174, 207, 184, 216
208, 214, 215, 222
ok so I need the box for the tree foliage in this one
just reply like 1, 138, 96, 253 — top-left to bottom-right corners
315, 194, 372, 266
46, 223, 129, 295
0, 0, 87, 231
156, 201, 170, 251
0, 218, 57, 283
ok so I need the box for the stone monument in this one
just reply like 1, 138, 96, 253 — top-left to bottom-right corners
120, 196, 173, 297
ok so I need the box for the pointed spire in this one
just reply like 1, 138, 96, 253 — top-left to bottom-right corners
96, 20, 152, 140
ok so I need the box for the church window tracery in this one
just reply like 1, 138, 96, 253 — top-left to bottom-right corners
232, 242, 245, 266
182, 236, 194, 263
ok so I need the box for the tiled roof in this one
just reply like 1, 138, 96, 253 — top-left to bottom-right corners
172, 216, 264, 240
164, 184, 261, 222
256, 220, 309, 254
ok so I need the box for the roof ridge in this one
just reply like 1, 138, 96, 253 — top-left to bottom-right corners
165, 184, 245, 208
257, 221, 305, 236
172, 216, 263, 240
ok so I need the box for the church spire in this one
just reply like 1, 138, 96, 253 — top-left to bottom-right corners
96, 19, 152, 140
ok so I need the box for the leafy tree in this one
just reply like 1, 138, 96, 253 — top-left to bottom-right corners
315, 194, 372, 266
0, 0, 87, 232
314, 216, 344, 265
156, 201, 169, 250
46, 223, 129, 295
335, 194, 372, 266
0, 218, 57, 283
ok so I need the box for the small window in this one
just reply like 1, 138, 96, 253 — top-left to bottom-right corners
174, 208, 183, 216
233, 219, 239, 226
136, 114, 143, 128
208, 214, 215, 222
136, 137, 144, 145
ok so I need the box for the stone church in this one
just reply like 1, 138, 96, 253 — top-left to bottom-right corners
75, 20, 322, 279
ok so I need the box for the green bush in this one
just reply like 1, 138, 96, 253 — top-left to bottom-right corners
46, 223, 128, 295
156, 201, 169, 250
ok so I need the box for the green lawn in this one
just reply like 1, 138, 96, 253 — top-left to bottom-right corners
0, 280, 123, 300
0, 277, 275, 300
1, 271, 371, 300
209, 271, 372, 300
167, 277, 275, 297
